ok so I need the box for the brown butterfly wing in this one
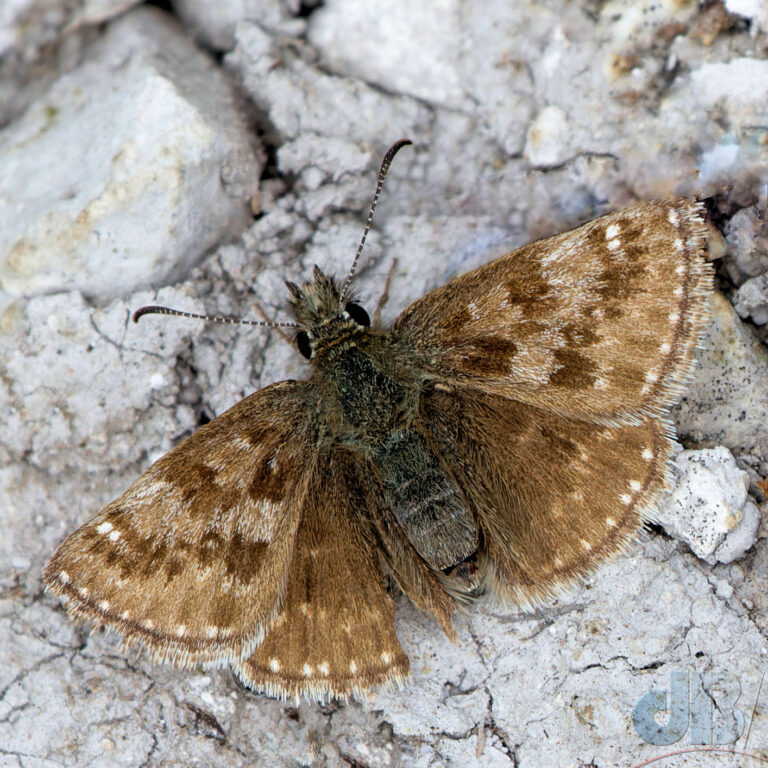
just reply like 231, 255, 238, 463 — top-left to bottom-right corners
234, 450, 412, 701
44, 380, 313, 668
392, 199, 711, 422
418, 386, 673, 607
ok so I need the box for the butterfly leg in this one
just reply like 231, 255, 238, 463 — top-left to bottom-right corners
372, 257, 399, 327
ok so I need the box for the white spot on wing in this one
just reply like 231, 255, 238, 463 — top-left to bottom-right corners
269, 658, 280, 672
381, 652, 391, 665
581, 539, 592, 551
605, 517, 617, 527
659, 342, 671, 355
96, 521, 113, 535
175, 625, 186, 637
605, 224, 620, 239
668, 209, 680, 226
108, 530, 121, 542
349, 660, 358, 674
318, 662, 330, 676
607, 238, 621, 251
302, 663, 313, 677
629, 480, 642, 492
642, 448, 654, 461
98, 600, 110, 612
620, 494, 632, 505
59, 570, 70, 584
206, 626, 218, 638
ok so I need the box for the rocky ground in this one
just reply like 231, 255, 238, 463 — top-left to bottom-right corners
1, 1, 768, 766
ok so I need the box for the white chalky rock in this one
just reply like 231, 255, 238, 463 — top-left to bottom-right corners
524, 105, 572, 169
308, 0, 467, 110
0, 7, 260, 301
658, 446, 759, 565
174, 0, 304, 51
733, 273, 768, 326
724, 0, 768, 34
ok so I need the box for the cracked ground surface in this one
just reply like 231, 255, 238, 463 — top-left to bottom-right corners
2, 0, 768, 765
4, 537, 766, 766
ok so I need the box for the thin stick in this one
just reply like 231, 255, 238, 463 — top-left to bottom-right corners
743, 668, 765, 751
338, 138, 412, 305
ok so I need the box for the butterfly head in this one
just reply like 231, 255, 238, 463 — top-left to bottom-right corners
286, 265, 371, 360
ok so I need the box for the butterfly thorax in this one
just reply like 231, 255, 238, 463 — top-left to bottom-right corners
324, 338, 410, 437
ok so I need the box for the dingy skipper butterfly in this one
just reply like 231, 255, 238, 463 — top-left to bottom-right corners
45, 139, 713, 702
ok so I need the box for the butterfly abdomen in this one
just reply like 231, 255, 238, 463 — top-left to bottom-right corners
371, 429, 477, 572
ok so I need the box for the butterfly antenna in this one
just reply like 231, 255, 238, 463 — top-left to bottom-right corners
338, 138, 413, 304
132, 305, 300, 329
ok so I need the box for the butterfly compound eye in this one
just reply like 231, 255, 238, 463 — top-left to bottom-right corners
296, 331, 312, 359
345, 302, 371, 327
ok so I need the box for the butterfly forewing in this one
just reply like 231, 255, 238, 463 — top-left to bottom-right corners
44, 380, 314, 667
391, 199, 711, 423
234, 450, 410, 702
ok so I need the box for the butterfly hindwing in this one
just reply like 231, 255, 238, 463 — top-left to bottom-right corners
418, 385, 673, 608
392, 199, 711, 423
234, 450, 410, 701
44, 380, 313, 667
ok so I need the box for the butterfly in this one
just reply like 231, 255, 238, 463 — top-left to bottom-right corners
44, 139, 712, 702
